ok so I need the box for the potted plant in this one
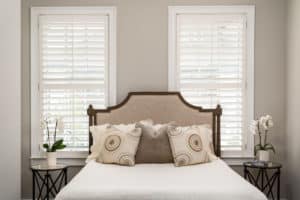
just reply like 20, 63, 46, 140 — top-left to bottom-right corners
250, 115, 275, 162
41, 115, 67, 166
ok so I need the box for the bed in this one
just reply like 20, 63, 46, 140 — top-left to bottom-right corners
55, 92, 267, 200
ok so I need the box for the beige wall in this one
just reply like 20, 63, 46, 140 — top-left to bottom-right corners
22, 0, 287, 198
0, 0, 21, 199
286, 0, 300, 199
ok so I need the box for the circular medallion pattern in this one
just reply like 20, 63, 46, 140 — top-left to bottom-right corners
104, 135, 121, 151
168, 127, 182, 136
175, 154, 191, 166
128, 128, 142, 137
188, 134, 203, 152
119, 154, 134, 166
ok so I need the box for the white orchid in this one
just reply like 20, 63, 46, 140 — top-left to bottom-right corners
265, 115, 274, 129
252, 114, 275, 155
40, 120, 46, 130
249, 120, 259, 135
41, 114, 66, 152
56, 117, 64, 134
43, 113, 54, 123
259, 115, 274, 131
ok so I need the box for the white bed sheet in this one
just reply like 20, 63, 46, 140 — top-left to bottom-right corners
56, 159, 267, 200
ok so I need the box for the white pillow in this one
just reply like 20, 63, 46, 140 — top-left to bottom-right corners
86, 119, 153, 162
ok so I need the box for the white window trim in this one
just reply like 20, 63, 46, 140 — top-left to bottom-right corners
30, 7, 117, 158
168, 6, 255, 158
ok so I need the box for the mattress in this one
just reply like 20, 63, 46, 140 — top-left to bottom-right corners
56, 159, 267, 200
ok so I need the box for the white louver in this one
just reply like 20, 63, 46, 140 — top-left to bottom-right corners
175, 14, 248, 151
39, 15, 109, 151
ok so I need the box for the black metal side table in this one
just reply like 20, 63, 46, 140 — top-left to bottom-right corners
31, 164, 68, 200
243, 161, 281, 200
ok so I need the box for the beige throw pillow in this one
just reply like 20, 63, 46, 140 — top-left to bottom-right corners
86, 119, 153, 162
167, 125, 217, 167
135, 122, 174, 163
96, 127, 142, 166
87, 124, 110, 162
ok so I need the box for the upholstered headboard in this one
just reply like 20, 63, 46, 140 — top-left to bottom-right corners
87, 92, 222, 156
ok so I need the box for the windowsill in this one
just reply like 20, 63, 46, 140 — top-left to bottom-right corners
223, 156, 255, 166
31, 151, 89, 159
31, 153, 88, 167
31, 152, 255, 167
221, 152, 255, 165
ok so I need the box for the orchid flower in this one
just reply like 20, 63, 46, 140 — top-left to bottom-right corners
40, 114, 67, 152
253, 115, 275, 155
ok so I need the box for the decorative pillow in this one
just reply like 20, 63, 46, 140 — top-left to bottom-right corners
96, 127, 142, 166
135, 122, 174, 163
167, 125, 217, 167
86, 119, 153, 162
194, 125, 216, 157
86, 124, 110, 162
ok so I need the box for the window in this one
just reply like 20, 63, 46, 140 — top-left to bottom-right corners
31, 7, 116, 157
169, 6, 255, 157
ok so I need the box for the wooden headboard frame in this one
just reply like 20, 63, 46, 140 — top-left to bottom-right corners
87, 92, 222, 156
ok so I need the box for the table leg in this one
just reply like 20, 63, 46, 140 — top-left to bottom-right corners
261, 169, 264, 191
277, 169, 281, 200
46, 172, 49, 200
64, 168, 67, 185
32, 171, 35, 200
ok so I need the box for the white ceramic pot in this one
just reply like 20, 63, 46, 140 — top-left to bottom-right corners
257, 150, 270, 162
47, 152, 57, 166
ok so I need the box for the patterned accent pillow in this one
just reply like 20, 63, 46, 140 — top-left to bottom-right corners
167, 125, 217, 167
96, 126, 142, 166
86, 119, 153, 163
87, 124, 110, 162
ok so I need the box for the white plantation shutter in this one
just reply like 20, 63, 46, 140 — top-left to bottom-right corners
170, 11, 254, 153
39, 15, 110, 151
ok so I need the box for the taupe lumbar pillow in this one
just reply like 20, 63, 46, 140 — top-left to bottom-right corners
96, 126, 142, 166
167, 125, 217, 167
135, 123, 174, 163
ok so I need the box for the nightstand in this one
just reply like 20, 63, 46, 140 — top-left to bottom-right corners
243, 161, 281, 200
31, 164, 68, 200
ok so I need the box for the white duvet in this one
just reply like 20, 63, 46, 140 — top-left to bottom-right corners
56, 159, 267, 200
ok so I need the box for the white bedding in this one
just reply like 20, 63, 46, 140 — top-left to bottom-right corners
56, 159, 267, 200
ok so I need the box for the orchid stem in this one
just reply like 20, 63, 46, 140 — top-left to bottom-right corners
46, 121, 50, 152
257, 121, 262, 148
54, 119, 57, 144
264, 130, 268, 147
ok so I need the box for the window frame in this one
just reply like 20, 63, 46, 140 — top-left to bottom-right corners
168, 6, 255, 158
30, 7, 117, 158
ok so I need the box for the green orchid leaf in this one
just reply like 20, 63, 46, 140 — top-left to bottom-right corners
43, 143, 50, 152
51, 139, 66, 151
43, 143, 49, 149
254, 144, 263, 155
53, 139, 63, 146
55, 144, 66, 150
264, 143, 276, 154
